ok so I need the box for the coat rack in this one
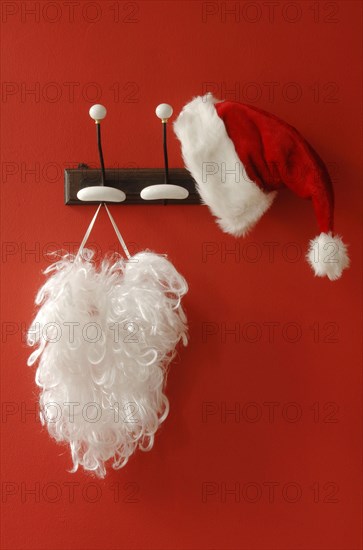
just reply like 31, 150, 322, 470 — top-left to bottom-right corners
64, 103, 200, 205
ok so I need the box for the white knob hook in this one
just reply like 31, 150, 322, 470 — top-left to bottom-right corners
89, 104, 107, 123
155, 103, 173, 122
141, 103, 189, 201
141, 184, 189, 200
77, 104, 126, 203
77, 186, 126, 202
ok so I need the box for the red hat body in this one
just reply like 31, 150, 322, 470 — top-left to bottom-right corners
215, 100, 334, 234
174, 94, 349, 280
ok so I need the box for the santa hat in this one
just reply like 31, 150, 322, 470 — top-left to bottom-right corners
174, 94, 350, 280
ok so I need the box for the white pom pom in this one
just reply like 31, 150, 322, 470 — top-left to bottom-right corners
27, 250, 188, 477
306, 232, 350, 280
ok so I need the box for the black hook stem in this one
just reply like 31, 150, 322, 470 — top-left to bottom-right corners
96, 123, 106, 186
162, 121, 169, 185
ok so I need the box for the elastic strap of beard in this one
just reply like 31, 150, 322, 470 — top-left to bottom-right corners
76, 203, 131, 261
104, 204, 131, 260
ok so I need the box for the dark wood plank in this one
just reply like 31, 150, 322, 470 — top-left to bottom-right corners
64, 168, 202, 205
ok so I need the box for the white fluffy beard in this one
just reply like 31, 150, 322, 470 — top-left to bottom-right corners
27, 250, 188, 477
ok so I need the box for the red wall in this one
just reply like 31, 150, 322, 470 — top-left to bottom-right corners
1, 1, 362, 549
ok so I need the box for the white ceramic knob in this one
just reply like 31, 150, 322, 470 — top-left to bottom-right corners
77, 185, 126, 202
89, 104, 107, 121
155, 103, 173, 120
141, 184, 189, 201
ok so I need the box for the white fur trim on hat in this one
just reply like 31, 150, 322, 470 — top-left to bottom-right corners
174, 94, 276, 237
306, 232, 350, 280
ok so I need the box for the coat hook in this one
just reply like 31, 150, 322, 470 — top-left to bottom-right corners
77, 104, 126, 203
140, 104, 189, 201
